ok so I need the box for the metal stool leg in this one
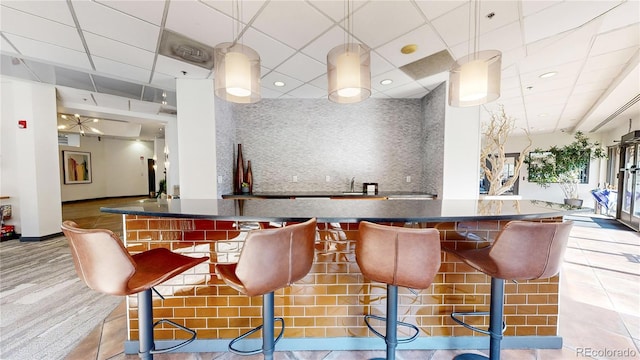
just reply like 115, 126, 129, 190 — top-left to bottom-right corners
138, 289, 154, 360
228, 291, 284, 358
364, 285, 420, 360
263, 291, 275, 360
385, 285, 398, 360
454, 277, 505, 360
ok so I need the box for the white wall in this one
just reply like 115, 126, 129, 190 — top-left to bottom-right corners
176, 79, 217, 199
1, 79, 62, 238
442, 93, 481, 199
60, 137, 153, 202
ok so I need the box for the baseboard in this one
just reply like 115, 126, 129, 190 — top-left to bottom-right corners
62, 195, 149, 204
20, 232, 63, 242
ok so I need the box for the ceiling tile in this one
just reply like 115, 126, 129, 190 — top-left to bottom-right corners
576, 66, 624, 86
523, 1, 619, 44
92, 91, 134, 111
201, 0, 266, 23
154, 55, 212, 79
415, 72, 448, 90
520, 0, 561, 17
4, 34, 91, 71
307, 0, 368, 23
0, 5, 84, 51
273, 53, 326, 83
351, 1, 425, 49
251, 1, 334, 49
129, 98, 161, 114
301, 25, 344, 63
414, 1, 466, 21
309, 74, 328, 91
599, 0, 640, 34
381, 82, 428, 98
241, 27, 297, 70
95, 0, 165, 25
370, 51, 395, 77
54, 68, 96, 92
83, 32, 155, 70
261, 70, 304, 93
149, 72, 177, 91
92, 56, 151, 84
583, 47, 637, 73
260, 86, 285, 99
287, 84, 325, 99
165, 1, 232, 48
0, 55, 39, 82
371, 68, 415, 93
449, 21, 523, 60
375, 24, 447, 68
0, 1, 74, 25
72, 0, 159, 52
590, 24, 640, 56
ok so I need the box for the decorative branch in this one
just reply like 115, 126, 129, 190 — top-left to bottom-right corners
480, 105, 532, 196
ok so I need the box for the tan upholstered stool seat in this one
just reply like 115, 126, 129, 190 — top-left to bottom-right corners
61, 221, 209, 360
215, 218, 317, 360
357, 221, 441, 360
444, 220, 573, 360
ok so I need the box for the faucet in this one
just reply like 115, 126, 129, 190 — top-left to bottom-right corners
350, 177, 355, 192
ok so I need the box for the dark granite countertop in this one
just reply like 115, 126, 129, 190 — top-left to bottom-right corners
221, 191, 436, 199
100, 198, 587, 223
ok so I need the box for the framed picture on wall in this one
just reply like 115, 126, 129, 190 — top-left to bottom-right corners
63, 151, 92, 184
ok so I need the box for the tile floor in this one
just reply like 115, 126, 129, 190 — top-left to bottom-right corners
62, 200, 639, 360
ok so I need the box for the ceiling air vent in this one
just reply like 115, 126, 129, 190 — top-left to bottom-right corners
158, 30, 214, 70
399, 50, 455, 80
591, 94, 640, 132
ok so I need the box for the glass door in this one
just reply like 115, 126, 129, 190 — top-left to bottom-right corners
619, 143, 639, 229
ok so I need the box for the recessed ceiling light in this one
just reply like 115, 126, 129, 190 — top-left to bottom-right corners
274, 81, 285, 87
401, 44, 417, 54
539, 71, 557, 79
380, 79, 393, 85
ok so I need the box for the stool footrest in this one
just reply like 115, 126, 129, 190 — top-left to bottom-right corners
149, 319, 196, 354
451, 311, 506, 336
364, 314, 419, 344
228, 317, 285, 356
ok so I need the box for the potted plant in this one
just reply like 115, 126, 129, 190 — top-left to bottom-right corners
525, 131, 606, 206
241, 182, 250, 193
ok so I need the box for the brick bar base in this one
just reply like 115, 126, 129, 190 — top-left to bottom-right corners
122, 216, 563, 346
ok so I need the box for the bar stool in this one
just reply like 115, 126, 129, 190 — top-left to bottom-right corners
445, 220, 573, 360
215, 218, 317, 360
61, 221, 209, 360
357, 221, 441, 360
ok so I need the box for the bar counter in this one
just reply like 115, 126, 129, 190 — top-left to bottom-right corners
100, 198, 585, 354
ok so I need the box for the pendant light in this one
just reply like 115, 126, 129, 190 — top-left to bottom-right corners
327, 0, 371, 104
448, 1, 501, 107
214, 0, 261, 104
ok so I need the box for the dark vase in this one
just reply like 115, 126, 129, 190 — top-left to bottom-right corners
235, 144, 244, 194
245, 160, 253, 193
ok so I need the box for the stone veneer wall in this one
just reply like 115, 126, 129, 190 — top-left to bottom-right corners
228, 99, 426, 193
421, 83, 446, 197
123, 216, 562, 344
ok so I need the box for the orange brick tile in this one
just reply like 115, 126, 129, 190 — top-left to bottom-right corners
229, 317, 252, 328
218, 307, 239, 317
305, 328, 326, 337
196, 307, 217, 318
537, 326, 558, 336
208, 318, 229, 328
185, 319, 207, 328
286, 328, 305, 337
515, 326, 538, 336
538, 305, 558, 314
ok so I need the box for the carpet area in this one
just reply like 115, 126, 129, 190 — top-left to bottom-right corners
0, 236, 121, 360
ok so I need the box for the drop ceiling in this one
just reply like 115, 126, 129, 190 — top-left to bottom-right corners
1, 0, 638, 140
